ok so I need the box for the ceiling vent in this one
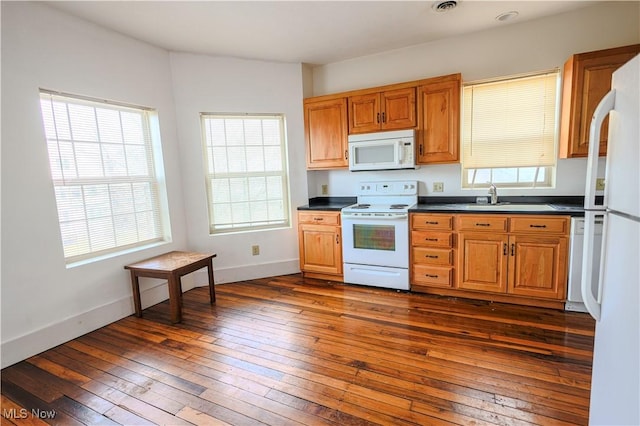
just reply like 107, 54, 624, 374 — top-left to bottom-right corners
432, 0, 458, 12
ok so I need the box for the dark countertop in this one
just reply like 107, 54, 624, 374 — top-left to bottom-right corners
412, 195, 586, 216
298, 195, 588, 216
297, 196, 356, 211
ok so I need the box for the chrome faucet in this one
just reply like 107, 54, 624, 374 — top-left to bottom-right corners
488, 182, 498, 205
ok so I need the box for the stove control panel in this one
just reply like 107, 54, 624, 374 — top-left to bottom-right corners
357, 180, 418, 196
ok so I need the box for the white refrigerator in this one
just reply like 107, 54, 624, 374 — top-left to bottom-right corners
582, 54, 640, 425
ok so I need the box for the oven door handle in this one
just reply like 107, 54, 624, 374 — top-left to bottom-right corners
342, 213, 408, 220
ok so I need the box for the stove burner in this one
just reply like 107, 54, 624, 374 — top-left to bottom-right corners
390, 204, 408, 209
352, 204, 371, 209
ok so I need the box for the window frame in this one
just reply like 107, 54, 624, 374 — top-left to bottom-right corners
39, 90, 169, 264
200, 113, 291, 235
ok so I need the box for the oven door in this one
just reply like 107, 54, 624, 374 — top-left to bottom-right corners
341, 213, 409, 268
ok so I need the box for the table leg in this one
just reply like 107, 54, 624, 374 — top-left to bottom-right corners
207, 260, 216, 303
167, 273, 182, 323
130, 271, 142, 317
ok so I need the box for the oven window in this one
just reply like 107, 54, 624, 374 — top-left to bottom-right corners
353, 224, 395, 251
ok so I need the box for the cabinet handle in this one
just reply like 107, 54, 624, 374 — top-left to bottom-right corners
376, 112, 380, 123
345, 150, 348, 160
382, 112, 386, 123
419, 144, 423, 156
503, 243, 508, 256
511, 243, 515, 256
529, 224, 547, 228
425, 238, 438, 242
475, 223, 491, 227
425, 221, 439, 225
336, 235, 340, 244
313, 217, 324, 221
425, 255, 439, 259
425, 274, 439, 278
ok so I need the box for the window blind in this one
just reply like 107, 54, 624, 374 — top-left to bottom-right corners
39, 91, 165, 262
201, 114, 290, 233
462, 71, 559, 169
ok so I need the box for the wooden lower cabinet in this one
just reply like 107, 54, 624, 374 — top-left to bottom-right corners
410, 214, 455, 292
458, 232, 508, 293
508, 234, 568, 299
298, 211, 343, 281
410, 213, 570, 309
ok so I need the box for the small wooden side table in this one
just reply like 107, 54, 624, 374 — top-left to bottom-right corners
124, 251, 216, 323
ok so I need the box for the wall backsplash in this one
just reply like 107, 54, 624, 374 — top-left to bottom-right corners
309, 157, 606, 199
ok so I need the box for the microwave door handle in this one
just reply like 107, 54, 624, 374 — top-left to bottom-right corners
397, 140, 404, 163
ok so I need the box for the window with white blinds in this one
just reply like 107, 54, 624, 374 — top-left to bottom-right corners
461, 70, 560, 188
201, 114, 290, 233
39, 91, 166, 262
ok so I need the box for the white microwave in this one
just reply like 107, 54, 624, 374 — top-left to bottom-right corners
348, 129, 418, 171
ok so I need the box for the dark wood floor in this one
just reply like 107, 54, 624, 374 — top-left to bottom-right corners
1, 274, 595, 425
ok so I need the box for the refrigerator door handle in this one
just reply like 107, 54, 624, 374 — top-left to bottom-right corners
581, 211, 604, 320
585, 89, 616, 210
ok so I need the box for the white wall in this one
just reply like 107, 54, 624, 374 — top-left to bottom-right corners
0, 2, 189, 367
308, 1, 640, 199
2, 0, 638, 368
169, 53, 308, 284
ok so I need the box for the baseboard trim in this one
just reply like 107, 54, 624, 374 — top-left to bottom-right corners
208, 258, 300, 284
0, 279, 176, 369
1, 259, 300, 368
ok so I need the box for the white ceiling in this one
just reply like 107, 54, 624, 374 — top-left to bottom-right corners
47, 1, 601, 65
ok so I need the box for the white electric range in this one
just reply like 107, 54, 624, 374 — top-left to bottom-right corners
341, 180, 418, 290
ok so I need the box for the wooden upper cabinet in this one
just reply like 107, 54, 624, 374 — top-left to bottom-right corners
559, 44, 640, 158
304, 97, 349, 169
416, 74, 461, 164
348, 87, 416, 134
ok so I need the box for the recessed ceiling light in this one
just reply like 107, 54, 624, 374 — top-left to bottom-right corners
432, 0, 459, 13
496, 11, 519, 22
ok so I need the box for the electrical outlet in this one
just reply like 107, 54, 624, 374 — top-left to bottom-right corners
433, 182, 444, 193
251, 245, 260, 256
596, 178, 605, 191
321, 184, 328, 195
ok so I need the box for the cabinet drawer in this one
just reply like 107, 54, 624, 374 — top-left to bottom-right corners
411, 214, 454, 230
298, 211, 341, 226
510, 216, 569, 235
412, 231, 453, 248
412, 247, 453, 266
412, 265, 454, 288
457, 215, 508, 232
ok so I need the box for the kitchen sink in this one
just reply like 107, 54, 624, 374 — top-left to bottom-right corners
437, 203, 557, 212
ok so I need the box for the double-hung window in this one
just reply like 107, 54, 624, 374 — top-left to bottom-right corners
461, 70, 560, 188
201, 114, 290, 234
39, 91, 167, 263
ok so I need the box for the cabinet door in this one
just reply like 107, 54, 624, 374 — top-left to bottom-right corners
508, 235, 568, 300
417, 75, 460, 164
348, 93, 380, 134
381, 88, 416, 130
304, 98, 348, 169
559, 44, 640, 158
298, 224, 342, 275
458, 232, 508, 293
